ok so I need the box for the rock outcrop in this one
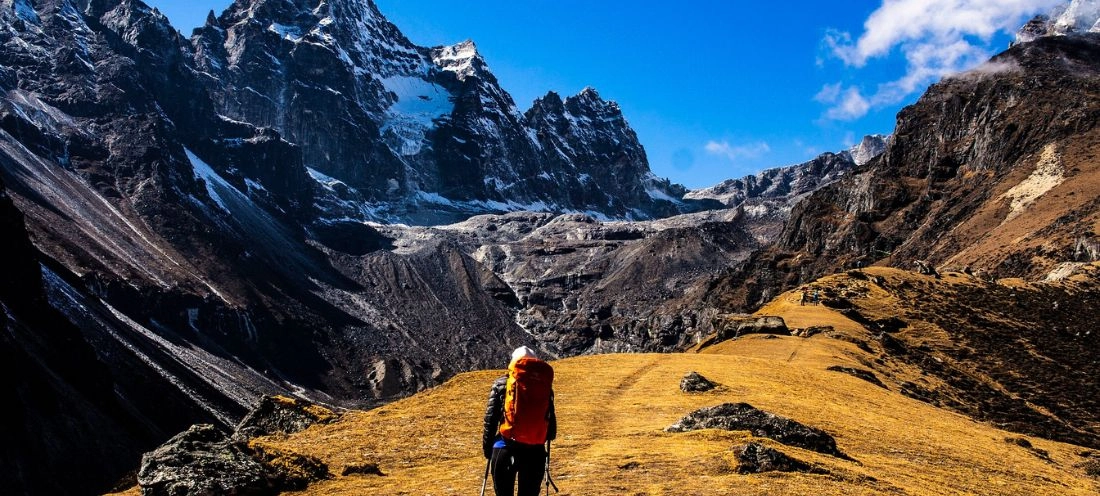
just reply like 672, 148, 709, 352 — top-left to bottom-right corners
234, 395, 339, 441
137, 423, 328, 496
666, 403, 847, 459
680, 371, 719, 393
138, 395, 336, 495
734, 442, 820, 474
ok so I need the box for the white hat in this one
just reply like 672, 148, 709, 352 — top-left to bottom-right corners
511, 346, 537, 363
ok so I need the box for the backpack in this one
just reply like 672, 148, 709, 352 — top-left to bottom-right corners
499, 357, 554, 445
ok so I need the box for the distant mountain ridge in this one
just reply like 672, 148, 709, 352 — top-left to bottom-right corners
685, 135, 888, 208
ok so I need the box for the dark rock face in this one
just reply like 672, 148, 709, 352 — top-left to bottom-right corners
734, 442, 818, 474
666, 403, 847, 459
2, 175, 222, 495
137, 423, 327, 496
680, 371, 719, 393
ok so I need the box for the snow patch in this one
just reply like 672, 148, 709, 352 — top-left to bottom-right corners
377, 76, 454, 156
267, 23, 302, 42
187, 149, 232, 213
431, 40, 480, 80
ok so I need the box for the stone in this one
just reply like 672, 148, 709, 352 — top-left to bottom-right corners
138, 423, 330, 496
734, 442, 820, 474
137, 424, 279, 496
713, 315, 790, 342
234, 396, 339, 442
680, 371, 719, 393
666, 403, 849, 459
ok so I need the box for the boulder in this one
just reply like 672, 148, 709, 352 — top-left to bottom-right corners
713, 315, 790, 342
138, 423, 329, 496
234, 395, 338, 442
666, 403, 848, 459
734, 442, 820, 474
680, 371, 719, 392
137, 424, 281, 496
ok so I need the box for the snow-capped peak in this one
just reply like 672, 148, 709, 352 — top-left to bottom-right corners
1017, 0, 1100, 42
1054, 0, 1100, 33
847, 134, 889, 166
431, 40, 482, 80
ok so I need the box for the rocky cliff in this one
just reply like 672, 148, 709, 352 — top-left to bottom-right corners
711, 33, 1100, 311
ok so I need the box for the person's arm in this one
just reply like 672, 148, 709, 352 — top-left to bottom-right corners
482, 377, 506, 458
546, 390, 557, 442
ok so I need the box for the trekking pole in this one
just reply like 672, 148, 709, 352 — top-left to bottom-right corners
480, 457, 490, 496
545, 440, 559, 494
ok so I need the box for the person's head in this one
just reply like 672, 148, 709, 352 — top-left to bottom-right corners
509, 345, 537, 368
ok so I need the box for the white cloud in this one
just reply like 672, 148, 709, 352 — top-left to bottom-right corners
704, 140, 771, 161
815, 84, 871, 121
819, 0, 1062, 120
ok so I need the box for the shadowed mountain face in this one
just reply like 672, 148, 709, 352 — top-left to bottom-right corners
711, 34, 1100, 311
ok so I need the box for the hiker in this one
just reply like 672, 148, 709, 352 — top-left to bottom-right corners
812, 289, 820, 305
482, 346, 557, 496
799, 289, 808, 306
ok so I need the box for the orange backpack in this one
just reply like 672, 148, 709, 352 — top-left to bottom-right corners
499, 357, 554, 445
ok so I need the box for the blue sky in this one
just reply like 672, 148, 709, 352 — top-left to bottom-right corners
146, 0, 1061, 189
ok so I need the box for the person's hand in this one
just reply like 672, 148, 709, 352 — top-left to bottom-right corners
484, 445, 492, 460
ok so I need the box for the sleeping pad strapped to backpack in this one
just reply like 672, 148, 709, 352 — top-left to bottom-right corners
499, 357, 554, 445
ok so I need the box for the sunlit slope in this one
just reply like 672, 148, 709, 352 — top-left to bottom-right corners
255, 336, 1098, 494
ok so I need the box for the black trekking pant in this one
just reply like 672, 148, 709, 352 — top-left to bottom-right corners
491, 441, 545, 496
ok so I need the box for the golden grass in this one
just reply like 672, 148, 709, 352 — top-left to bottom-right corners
252, 341, 1098, 495
111, 265, 1100, 495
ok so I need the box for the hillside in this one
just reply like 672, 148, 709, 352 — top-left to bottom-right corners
119, 265, 1100, 495
711, 33, 1100, 312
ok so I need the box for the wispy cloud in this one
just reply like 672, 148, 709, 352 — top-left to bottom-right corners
819, 0, 1061, 120
815, 83, 871, 121
704, 140, 771, 161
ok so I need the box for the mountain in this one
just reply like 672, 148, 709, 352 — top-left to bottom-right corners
1017, 0, 1100, 42
710, 32, 1100, 311
685, 135, 888, 209
189, 0, 701, 224
6, 0, 1100, 493
0, 1, 690, 492
683, 135, 887, 249
371, 208, 760, 357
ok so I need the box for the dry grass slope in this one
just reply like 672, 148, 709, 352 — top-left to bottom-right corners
112, 266, 1099, 495
244, 266, 1100, 495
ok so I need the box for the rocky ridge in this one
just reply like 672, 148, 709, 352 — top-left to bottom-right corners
191, 0, 700, 223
